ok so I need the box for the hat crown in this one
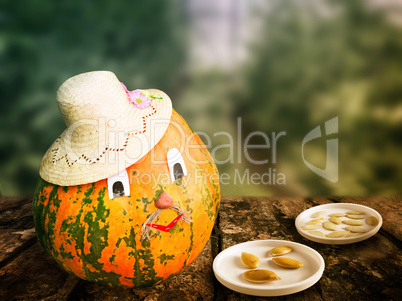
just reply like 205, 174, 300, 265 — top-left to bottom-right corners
57, 71, 127, 127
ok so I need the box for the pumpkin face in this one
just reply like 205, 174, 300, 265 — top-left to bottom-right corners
33, 110, 220, 287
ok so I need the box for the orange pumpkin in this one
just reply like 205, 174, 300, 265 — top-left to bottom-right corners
33, 110, 220, 287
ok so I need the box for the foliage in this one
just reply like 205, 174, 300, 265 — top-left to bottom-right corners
1, 0, 401, 196
0, 0, 186, 196
235, 0, 402, 195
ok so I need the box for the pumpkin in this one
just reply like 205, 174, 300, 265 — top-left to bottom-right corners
33, 110, 220, 287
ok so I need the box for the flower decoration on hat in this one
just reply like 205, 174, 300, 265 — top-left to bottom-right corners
122, 83, 152, 109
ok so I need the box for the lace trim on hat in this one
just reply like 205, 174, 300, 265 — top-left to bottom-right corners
51, 106, 157, 166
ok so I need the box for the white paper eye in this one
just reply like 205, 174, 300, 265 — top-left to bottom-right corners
107, 169, 131, 199
167, 148, 188, 182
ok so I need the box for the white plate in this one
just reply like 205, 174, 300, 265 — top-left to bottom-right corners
213, 240, 325, 297
295, 203, 382, 245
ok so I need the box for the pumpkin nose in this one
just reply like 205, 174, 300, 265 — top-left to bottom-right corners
154, 192, 174, 209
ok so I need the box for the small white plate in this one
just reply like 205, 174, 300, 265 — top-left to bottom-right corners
295, 203, 382, 245
213, 240, 325, 297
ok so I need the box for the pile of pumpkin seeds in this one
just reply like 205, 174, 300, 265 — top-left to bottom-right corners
301, 210, 379, 238
240, 246, 303, 283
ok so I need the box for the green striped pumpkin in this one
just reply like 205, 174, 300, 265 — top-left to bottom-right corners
33, 111, 220, 287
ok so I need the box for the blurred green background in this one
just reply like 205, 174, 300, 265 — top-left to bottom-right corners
1, 0, 401, 197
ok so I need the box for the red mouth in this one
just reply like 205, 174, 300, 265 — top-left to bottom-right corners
146, 213, 184, 232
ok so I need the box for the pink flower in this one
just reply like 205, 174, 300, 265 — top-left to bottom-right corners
121, 83, 152, 109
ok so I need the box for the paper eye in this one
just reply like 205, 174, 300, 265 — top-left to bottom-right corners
167, 148, 187, 181
107, 169, 131, 199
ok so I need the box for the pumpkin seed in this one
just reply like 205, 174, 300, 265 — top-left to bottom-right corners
272, 257, 303, 269
311, 211, 325, 218
367, 216, 379, 227
326, 231, 350, 238
344, 226, 366, 233
346, 214, 364, 219
301, 224, 322, 230
241, 252, 260, 269
347, 211, 364, 215
308, 218, 324, 225
328, 213, 346, 217
342, 220, 363, 226
330, 216, 342, 224
308, 230, 325, 237
323, 222, 337, 231
269, 246, 292, 257
347, 232, 364, 238
243, 269, 281, 283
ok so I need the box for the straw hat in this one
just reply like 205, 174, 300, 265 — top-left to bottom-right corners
39, 71, 172, 186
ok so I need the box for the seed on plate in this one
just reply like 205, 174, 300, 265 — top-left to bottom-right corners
301, 224, 322, 230
243, 269, 281, 283
311, 211, 325, 218
330, 216, 342, 224
347, 211, 364, 215
342, 220, 363, 226
308, 218, 324, 225
269, 246, 292, 257
346, 214, 364, 219
367, 216, 379, 227
347, 232, 364, 238
272, 257, 303, 268
308, 231, 325, 237
323, 222, 337, 231
326, 231, 350, 238
241, 252, 260, 269
344, 226, 366, 233
329, 213, 346, 217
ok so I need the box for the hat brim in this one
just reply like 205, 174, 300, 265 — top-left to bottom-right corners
39, 88, 172, 186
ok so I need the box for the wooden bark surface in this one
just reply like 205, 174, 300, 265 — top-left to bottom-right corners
0, 196, 401, 300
